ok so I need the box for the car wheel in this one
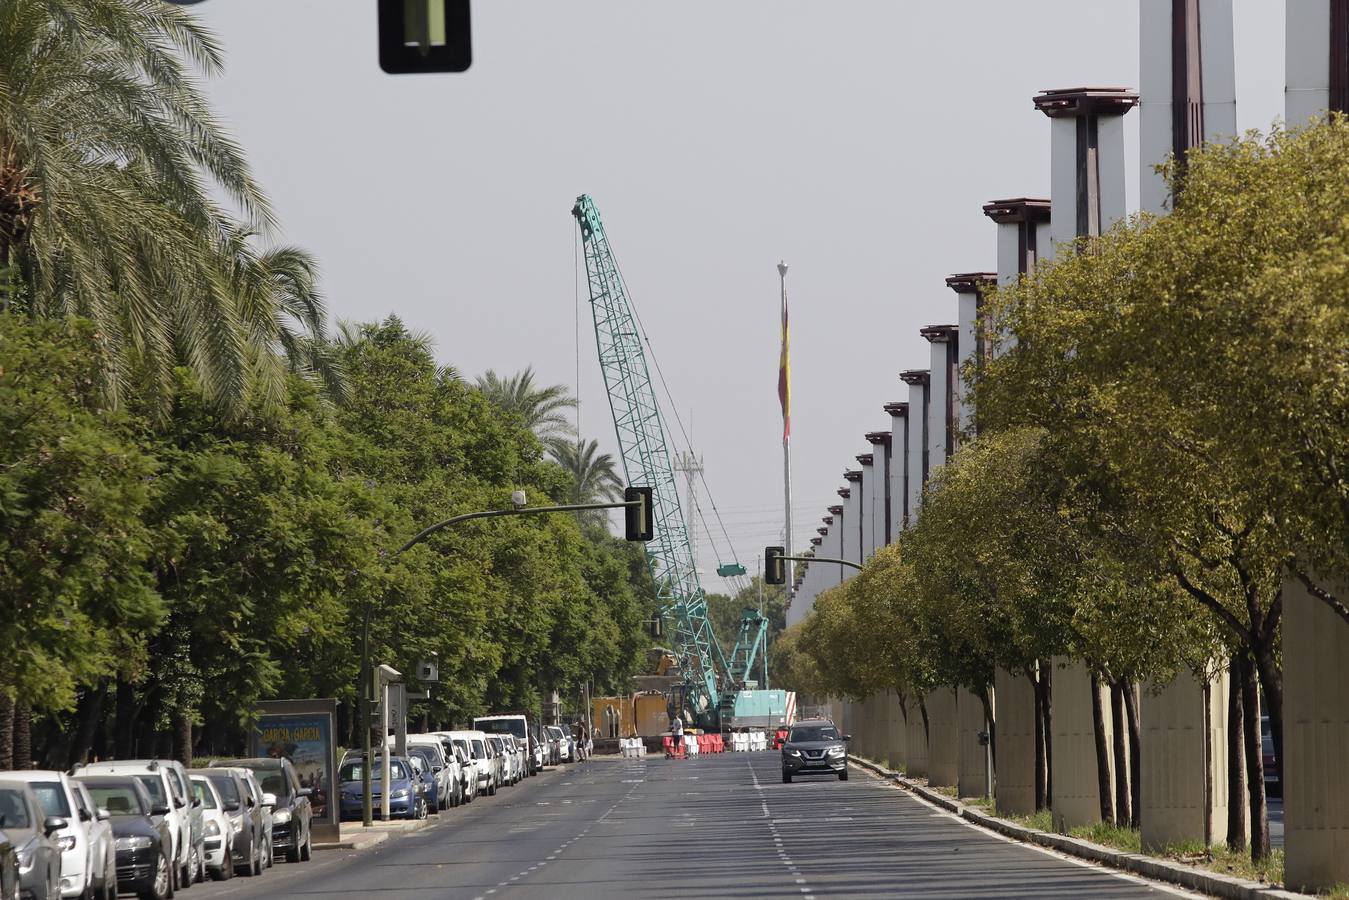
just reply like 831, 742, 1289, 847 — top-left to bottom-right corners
782, 771, 792, 783
189, 842, 201, 883
141, 851, 172, 900
839, 769, 849, 781
301, 827, 312, 862
266, 839, 275, 868
247, 838, 261, 877
286, 834, 301, 864
213, 838, 232, 881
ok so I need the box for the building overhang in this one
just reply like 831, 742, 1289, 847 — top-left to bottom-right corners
944, 273, 997, 295
982, 197, 1051, 225
899, 370, 931, 386
1033, 87, 1139, 118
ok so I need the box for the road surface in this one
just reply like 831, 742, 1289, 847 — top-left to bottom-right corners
181, 752, 1197, 898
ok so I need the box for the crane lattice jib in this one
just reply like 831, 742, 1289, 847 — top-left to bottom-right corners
572, 195, 727, 717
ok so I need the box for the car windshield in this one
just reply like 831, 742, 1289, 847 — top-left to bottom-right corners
206, 775, 239, 807
488, 737, 503, 751
0, 789, 31, 829
477, 718, 526, 740
253, 770, 289, 800
87, 783, 145, 817
451, 739, 469, 757
191, 779, 217, 809
134, 774, 167, 807
30, 781, 71, 818
470, 740, 486, 759
789, 725, 840, 743
339, 761, 408, 782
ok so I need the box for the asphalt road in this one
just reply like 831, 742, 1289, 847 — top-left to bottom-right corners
177, 753, 1198, 899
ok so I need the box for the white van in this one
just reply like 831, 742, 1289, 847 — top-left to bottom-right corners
473, 714, 539, 776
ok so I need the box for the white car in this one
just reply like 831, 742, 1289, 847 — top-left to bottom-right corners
78, 759, 201, 890
189, 775, 235, 881
485, 737, 511, 787
69, 779, 117, 900
2, 770, 109, 900
443, 731, 495, 797
501, 736, 525, 784
407, 736, 461, 809
547, 726, 573, 763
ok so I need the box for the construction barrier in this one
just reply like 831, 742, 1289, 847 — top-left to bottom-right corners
619, 737, 646, 758
684, 734, 700, 756
726, 730, 769, 751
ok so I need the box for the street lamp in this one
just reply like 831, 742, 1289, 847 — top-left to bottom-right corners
358, 487, 654, 826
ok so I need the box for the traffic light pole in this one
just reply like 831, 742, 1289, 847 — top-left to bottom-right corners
780, 555, 863, 571
360, 494, 648, 827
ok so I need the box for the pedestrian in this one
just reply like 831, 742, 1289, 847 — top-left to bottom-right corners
669, 715, 683, 760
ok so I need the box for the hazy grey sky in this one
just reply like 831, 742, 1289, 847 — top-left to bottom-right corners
191, 1, 1286, 594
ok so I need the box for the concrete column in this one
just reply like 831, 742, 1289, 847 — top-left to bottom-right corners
927, 687, 960, 788
887, 690, 908, 771
995, 668, 1039, 816
906, 698, 929, 778
855, 454, 876, 562
866, 432, 892, 551
1284, 575, 1349, 892
1035, 88, 1138, 263
899, 371, 930, 521
1139, 0, 1236, 213
826, 506, 844, 588
944, 275, 997, 434
884, 403, 909, 537
1050, 658, 1114, 830
982, 199, 1052, 290
1140, 668, 1230, 851
958, 687, 992, 798
1287, 0, 1349, 126
840, 473, 862, 569
921, 326, 959, 466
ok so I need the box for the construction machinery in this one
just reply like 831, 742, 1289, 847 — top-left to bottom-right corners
572, 195, 786, 731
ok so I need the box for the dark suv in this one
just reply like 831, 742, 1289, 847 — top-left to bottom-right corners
212, 758, 313, 862
780, 718, 850, 783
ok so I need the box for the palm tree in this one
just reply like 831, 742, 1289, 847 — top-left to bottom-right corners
0, 0, 328, 411
475, 367, 576, 440
547, 437, 623, 507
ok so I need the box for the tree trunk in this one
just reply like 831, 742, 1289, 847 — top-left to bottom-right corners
67, 682, 108, 769
0, 693, 13, 770
1123, 680, 1142, 829
172, 708, 193, 768
1241, 661, 1270, 861
13, 702, 31, 769
1041, 662, 1054, 808
1111, 680, 1130, 827
1031, 667, 1047, 811
978, 684, 996, 771
1202, 676, 1213, 847
1250, 642, 1282, 796
1227, 656, 1248, 852
114, 678, 140, 760
919, 697, 930, 747
1090, 672, 1115, 825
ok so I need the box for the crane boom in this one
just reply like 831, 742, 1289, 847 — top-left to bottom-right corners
571, 195, 728, 723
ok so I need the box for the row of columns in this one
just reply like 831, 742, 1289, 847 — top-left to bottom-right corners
786, 2, 1349, 890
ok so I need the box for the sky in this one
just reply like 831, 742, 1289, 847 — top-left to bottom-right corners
189, 1, 1287, 595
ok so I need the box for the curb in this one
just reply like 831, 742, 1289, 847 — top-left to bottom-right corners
315, 830, 389, 852
849, 756, 1304, 900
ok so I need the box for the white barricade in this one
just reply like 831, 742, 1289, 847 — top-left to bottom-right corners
619, 737, 647, 758
684, 734, 699, 756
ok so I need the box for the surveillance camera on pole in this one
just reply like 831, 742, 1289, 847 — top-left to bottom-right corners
511, 490, 527, 510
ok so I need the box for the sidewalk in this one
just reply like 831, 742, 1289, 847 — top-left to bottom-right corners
316, 816, 434, 851
850, 755, 1305, 900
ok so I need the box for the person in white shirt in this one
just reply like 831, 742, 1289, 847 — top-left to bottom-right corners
669, 716, 684, 759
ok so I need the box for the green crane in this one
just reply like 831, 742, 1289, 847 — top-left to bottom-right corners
572, 194, 729, 727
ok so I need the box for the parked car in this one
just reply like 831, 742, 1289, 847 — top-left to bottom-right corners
1261, 715, 1281, 799
337, 756, 423, 820
195, 768, 263, 878
236, 770, 273, 870
547, 726, 573, 764
0, 779, 64, 900
4, 770, 104, 900
186, 776, 232, 881
780, 717, 850, 783
77, 760, 200, 890
445, 732, 495, 797
69, 779, 118, 900
483, 738, 507, 789
450, 743, 476, 802
407, 739, 458, 810
405, 756, 434, 817
501, 736, 525, 784
210, 758, 311, 863
74, 776, 174, 900
0, 824, 18, 900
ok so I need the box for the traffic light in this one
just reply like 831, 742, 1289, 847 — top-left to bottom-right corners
765, 546, 786, 585
624, 486, 654, 542
378, 0, 472, 73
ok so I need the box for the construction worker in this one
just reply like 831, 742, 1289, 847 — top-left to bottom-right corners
669, 715, 684, 759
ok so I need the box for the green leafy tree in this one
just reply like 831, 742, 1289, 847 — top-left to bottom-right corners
475, 367, 576, 440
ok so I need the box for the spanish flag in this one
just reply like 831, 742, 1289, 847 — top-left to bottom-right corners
778, 262, 790, 445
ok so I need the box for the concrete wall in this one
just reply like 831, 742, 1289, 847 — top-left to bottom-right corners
1287, 0, 1332, 127
1284, 575, 1349, 892
886, 691, 908, 771
927, 687, 960, 788
1140, 667, 1229, 851
906, 698, 930, 778
958, 687, 991, 798
995, 668, 1038, 815
1050, 658, 1113, 830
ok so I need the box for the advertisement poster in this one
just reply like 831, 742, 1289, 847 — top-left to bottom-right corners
251, 700, 338, 832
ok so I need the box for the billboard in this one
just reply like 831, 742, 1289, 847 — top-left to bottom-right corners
251, 699, 339, 842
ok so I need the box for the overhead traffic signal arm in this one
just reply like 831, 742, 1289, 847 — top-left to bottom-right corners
763, 546, 862, 585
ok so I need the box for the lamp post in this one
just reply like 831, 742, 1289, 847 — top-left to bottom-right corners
359, 489, 652, 826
